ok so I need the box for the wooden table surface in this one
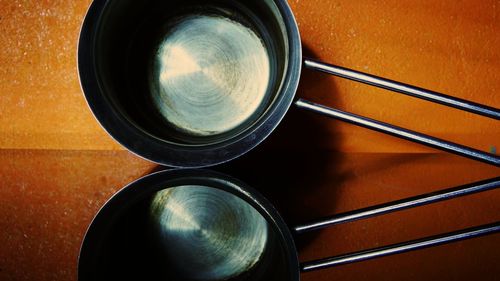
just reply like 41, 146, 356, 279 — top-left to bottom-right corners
0, 0, 499, 280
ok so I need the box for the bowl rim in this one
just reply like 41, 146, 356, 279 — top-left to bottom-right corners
77, 0, 303, 168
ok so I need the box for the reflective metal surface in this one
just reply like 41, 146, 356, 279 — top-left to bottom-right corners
79, 0, 301, 167
150, 185, 269, 280
150, 15, 271, 136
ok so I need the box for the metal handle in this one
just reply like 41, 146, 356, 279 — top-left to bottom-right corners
304, 59, 500, 119
294, 177, 500, 233
297, 59, 500, 166
296, 99, 499, 166
292, 177, 500, 272
301, 222, 500, 272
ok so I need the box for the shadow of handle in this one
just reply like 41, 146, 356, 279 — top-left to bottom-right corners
295, 59, 500, 166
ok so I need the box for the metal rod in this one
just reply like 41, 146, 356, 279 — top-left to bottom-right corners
294, 177, 500, 234
301, 222, 500, 272
304, 59, 500, 120
295, 99, 500, 166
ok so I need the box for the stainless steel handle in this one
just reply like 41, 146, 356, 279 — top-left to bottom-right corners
297, 59, 500, 166
294, 177, 500, 234
293, 177, 500, 272
301, 222, 500, 272
304, 59, 500, 119
296, 99, 499, 166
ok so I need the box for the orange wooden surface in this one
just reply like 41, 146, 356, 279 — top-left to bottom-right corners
0, 0, 498, 153
0, 0, 499, 281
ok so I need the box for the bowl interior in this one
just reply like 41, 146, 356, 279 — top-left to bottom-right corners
94, 0, 290, 145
